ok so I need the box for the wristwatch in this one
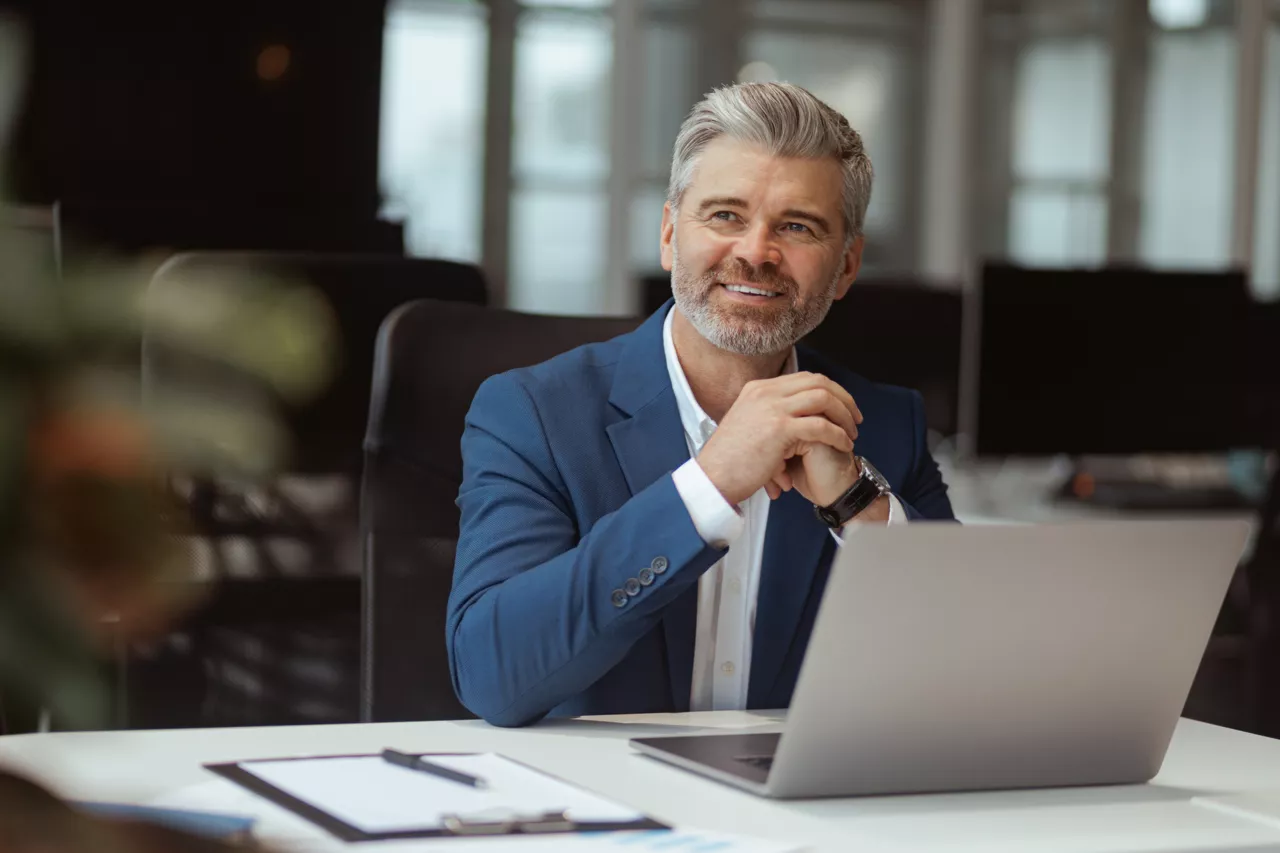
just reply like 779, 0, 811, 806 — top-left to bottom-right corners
814, 456, 891, 529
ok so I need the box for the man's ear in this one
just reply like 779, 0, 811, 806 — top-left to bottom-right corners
833, 235, 864, 300
660, 203, 676, 272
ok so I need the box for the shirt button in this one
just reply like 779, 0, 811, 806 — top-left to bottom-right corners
610, 589, 628, 608
721, 662, 735, 675
651, 556, 669, 574
638, 567, 655, 586
624, 578, 641, 597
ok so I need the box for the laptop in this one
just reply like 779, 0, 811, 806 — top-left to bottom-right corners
631, 519, 1251, 799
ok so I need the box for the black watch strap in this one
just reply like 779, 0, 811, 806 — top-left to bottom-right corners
814, 464, 885, 529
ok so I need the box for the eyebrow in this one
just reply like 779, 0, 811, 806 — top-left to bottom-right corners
694, 196, 749, 214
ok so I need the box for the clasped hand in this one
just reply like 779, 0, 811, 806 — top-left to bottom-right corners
696, 372, 863, 508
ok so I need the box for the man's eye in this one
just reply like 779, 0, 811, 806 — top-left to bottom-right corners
712, 211, 739, 222
784, 222, 811, 234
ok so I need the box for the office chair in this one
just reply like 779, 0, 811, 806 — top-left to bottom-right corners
1243, 300, 1280, 736
1247, 461, 1280, 734
360, 299, 639, 721
136, 252, 487, 728
641, 274, 963, 437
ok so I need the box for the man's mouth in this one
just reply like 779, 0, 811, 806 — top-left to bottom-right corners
720, 282, 781, 299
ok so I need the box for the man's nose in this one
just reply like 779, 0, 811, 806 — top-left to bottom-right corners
734, 221, 781, 268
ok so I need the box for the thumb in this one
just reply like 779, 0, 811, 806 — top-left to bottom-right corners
773, 463, 793, 491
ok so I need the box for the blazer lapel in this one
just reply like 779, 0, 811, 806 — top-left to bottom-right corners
604, 300, 689, 502
604, 300, 698, 710
604, 401, 689, 501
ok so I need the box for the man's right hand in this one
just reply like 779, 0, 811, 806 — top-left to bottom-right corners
696, 372, 862, 506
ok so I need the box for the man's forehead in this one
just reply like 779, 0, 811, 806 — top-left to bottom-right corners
685, 137, 843, 212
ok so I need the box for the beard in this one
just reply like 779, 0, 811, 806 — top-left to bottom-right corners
670, 245, 842, 357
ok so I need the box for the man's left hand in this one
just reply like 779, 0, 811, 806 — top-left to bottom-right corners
774, 444, 891, 525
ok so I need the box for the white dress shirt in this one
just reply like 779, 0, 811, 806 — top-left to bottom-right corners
664, 309, 906, 712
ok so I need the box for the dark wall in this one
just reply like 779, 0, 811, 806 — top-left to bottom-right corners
9, 0, 389, 246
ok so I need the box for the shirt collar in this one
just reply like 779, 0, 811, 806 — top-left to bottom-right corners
661, 307, 798, 451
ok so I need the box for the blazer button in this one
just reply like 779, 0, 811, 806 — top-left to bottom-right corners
610, 589, 628, 608
651, 556, 669, 574
624, 578, 641, 597
638, 567, 655, 586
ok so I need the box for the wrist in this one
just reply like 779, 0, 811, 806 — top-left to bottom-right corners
697, 456, 752, 506
812, 457, 861, 508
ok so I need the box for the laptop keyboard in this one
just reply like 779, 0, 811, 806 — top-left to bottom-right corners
735, 754, 774, 773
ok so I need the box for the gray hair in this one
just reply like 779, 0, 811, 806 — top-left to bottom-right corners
666, 82, 874, 242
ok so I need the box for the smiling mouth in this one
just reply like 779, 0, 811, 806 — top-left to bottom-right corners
720, 283, 782, 298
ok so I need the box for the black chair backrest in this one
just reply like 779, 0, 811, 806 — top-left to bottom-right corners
1247, 463, 1280, 735
361, 299, 639, 721
642, 274, 963, 436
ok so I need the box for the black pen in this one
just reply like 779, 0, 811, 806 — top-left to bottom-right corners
380, 748, 488, 789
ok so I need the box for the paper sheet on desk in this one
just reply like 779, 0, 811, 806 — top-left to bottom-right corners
238, 753, 641, 833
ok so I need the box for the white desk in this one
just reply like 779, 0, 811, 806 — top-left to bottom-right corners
4, 712, 1280, 852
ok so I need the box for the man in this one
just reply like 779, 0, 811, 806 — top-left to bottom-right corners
449, 82, 954, 728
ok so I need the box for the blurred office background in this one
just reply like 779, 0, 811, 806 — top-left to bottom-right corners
377, 0, 1280, 308
1, 0, 1278, 735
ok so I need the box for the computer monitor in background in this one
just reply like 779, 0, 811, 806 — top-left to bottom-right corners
970, 264, 1263, 458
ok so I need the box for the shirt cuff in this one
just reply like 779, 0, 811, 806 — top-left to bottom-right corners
887, 494, 907, 525
672, 458, 745, 548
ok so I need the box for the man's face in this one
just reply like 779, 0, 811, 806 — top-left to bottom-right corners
660, 136, 863, 357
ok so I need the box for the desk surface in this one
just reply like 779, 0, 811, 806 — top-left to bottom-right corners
4, 712, 1280, 852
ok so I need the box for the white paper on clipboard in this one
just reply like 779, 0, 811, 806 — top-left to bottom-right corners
236, 753, 642, 834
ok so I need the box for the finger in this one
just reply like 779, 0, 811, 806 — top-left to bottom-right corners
774, 464, 793, 491
788, 416, 855, 453
777, 372, 863, 424
784, 388, 858, 440
813, 376, 862, 425
765, 481, 781, 500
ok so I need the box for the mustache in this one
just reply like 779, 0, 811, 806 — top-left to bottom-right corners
706, 259, 797, 296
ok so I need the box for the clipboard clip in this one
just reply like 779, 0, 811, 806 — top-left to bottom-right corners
441, 808, 577, 836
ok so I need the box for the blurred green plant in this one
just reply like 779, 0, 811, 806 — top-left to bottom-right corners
0, 11, 339, 850
0, 12, 335, 732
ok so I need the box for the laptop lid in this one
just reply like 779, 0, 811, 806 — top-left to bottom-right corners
764, 519, 1250, 798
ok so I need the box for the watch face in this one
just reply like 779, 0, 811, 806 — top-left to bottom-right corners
859, 457, 890, 492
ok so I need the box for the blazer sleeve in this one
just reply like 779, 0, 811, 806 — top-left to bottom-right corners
448, 372, 724, 727
893, 390, 957, 522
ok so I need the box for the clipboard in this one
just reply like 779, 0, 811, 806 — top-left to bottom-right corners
204, 752, 667, 842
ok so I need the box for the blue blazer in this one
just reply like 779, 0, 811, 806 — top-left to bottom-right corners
448, 301, 954, 727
